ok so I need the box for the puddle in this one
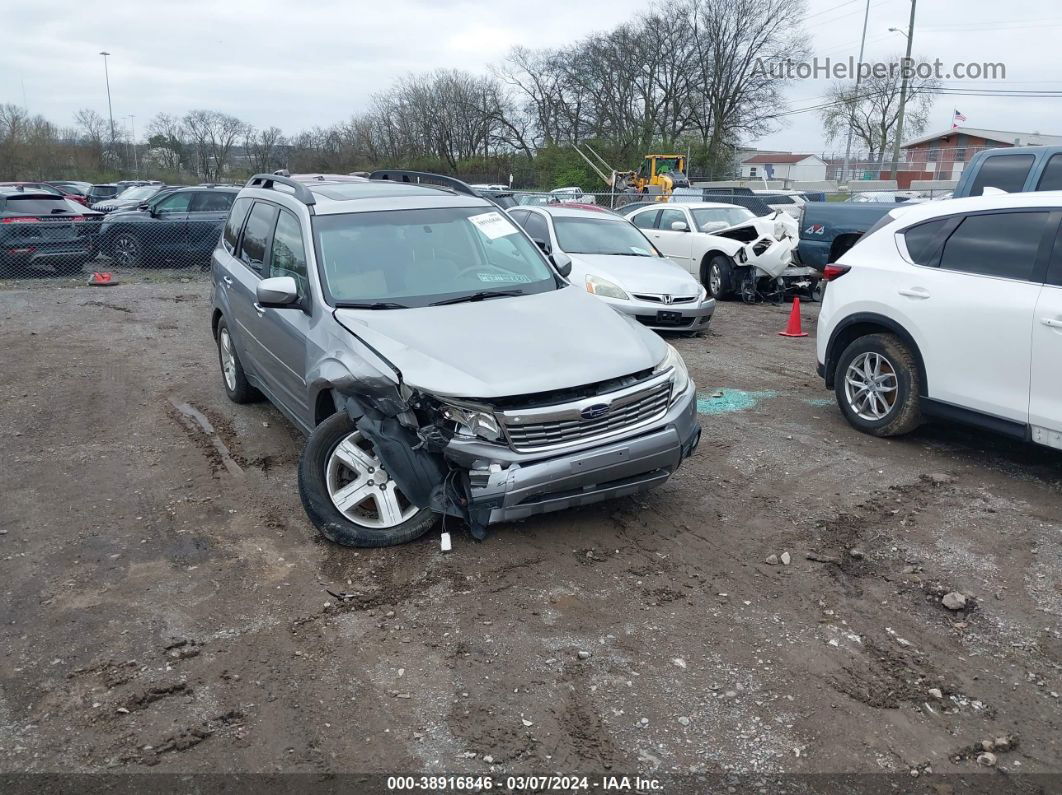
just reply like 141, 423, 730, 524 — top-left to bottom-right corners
696, 389, 779, 415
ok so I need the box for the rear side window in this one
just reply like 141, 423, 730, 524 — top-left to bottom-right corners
1036, 153, 1062, 191
902, 218, 949, 266
239, 202, 279, 269
968, 154, 1034, 195
190, 191, 235, 212
632, 209, 659, 229
939, 211, 1049, 281
223, 198, 252, 254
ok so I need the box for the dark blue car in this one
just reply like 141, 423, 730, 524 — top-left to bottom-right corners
99, 185, 239, 268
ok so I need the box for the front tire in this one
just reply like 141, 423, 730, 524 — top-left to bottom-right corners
706, 254, 734, 299
834, 333, 922, 437
298, 412, 437, 548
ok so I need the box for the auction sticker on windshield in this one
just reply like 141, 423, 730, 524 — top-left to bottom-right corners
468, 211, 518, 240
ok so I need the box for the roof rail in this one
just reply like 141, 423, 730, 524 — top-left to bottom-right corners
368, 170, 479, 199
245, 173, 316, 206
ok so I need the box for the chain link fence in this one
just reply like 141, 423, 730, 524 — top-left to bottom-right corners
2, 182, 958, 282
0, 184, 238, 280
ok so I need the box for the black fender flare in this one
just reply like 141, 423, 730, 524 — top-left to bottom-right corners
824, 312, 928, 395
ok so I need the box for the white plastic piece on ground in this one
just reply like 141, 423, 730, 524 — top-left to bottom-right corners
440, 531, 452, 552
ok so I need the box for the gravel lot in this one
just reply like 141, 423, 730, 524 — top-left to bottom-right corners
1, 273, 1060, 785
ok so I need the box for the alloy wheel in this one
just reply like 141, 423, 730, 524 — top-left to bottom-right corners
112, 234, 141, 266
844, 351, 898, 421
325, 430, 418, 529
709, 264, 722, 296
219, 329, 237, 392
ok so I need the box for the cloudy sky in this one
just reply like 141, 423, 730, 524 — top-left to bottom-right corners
3, 0, 1059, 156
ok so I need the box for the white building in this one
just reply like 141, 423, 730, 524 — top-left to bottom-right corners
740, 153, 828, 182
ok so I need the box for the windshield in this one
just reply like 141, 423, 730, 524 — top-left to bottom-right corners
554, 217, 656, 256
313, 206, 558, 307
117, 185, 159, 202
691, 207, 755, 231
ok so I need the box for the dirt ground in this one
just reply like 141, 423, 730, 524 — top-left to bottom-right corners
1, 272, 1060, 787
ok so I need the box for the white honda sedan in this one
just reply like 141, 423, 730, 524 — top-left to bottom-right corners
508, 205, 716, 332
816, 191, 1062, 450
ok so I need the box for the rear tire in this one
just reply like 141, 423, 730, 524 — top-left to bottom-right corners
216, 318, 258, 404
834, 333, 922, 437
110, 231, 144, 267
298, 412, 437, 548
706, 254, 734, 299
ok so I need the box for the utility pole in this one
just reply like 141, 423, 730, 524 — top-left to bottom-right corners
889, 0, 917, 178
840, 0, 871, 187
128, 114, 139, 178
99, 52, 116, 150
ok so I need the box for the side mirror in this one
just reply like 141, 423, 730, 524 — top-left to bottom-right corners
670, 220, 689, 232
550, 252, 573, 278
256, 276, 299, 308
137, 202, 150, 210
533, 237, 552, 254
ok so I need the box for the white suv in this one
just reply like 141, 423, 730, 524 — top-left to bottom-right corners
816, 191, 1062, 450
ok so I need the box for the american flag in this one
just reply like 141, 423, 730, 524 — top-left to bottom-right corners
952, 109, 968, 128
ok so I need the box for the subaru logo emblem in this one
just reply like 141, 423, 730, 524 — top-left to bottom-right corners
580, 403, 610, 420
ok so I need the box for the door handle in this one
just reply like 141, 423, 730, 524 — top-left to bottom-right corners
253, 302, 266, 316
1041, 317, 1062, 329
222, 276, 233, 286
898, 287, 930, 299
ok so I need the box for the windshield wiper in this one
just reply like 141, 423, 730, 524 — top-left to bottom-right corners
430, 289, 525, 306
335, 301, 409, 310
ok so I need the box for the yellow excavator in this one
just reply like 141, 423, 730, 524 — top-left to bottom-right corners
572, 144, 691, 198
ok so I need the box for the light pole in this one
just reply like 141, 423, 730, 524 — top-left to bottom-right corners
99, 51, 116, 148
889, 0, 917, 179
840, 0, 871, 187
128, 114, 139, 178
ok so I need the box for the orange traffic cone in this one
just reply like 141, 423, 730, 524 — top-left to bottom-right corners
88, 271, 116, 286
778, 296, 808, 337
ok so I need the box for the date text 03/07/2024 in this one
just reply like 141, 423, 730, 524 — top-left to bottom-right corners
385, 775, 664, 791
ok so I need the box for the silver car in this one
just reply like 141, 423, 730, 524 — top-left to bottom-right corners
507, 205, 715, 332
210, 172, 701, 547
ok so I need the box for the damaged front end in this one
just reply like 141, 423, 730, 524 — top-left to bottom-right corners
715, 211, 819, 294
339, 350, 700, 540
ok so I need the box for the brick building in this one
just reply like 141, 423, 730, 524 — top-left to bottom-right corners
900, 128, 1062, 182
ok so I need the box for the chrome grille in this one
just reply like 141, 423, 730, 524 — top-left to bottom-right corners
498, 374, 672, 453
631, 293, 698, 304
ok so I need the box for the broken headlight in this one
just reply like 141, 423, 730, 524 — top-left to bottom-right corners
585, 274, 629, 300
440, 403, 503, 442
655, 344, 690, 403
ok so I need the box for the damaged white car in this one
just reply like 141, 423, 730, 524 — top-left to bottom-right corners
210, 171, 701, 548
627, 202, 821, 302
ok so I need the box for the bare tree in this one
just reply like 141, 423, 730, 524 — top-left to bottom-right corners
688, 0, 810, 167
74, 108, 108, 171
819, 56, 939, 161
182, 110, 248, 181
246, 125, 286, 173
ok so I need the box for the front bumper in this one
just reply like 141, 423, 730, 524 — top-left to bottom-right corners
603, 295, 715, 331
451, 380, 700, 524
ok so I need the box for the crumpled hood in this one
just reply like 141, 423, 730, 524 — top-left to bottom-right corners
334, 285, 667, 399
569, 253, 701, 297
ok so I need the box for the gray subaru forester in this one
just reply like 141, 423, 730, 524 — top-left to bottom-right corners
210, 171, 701, 547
